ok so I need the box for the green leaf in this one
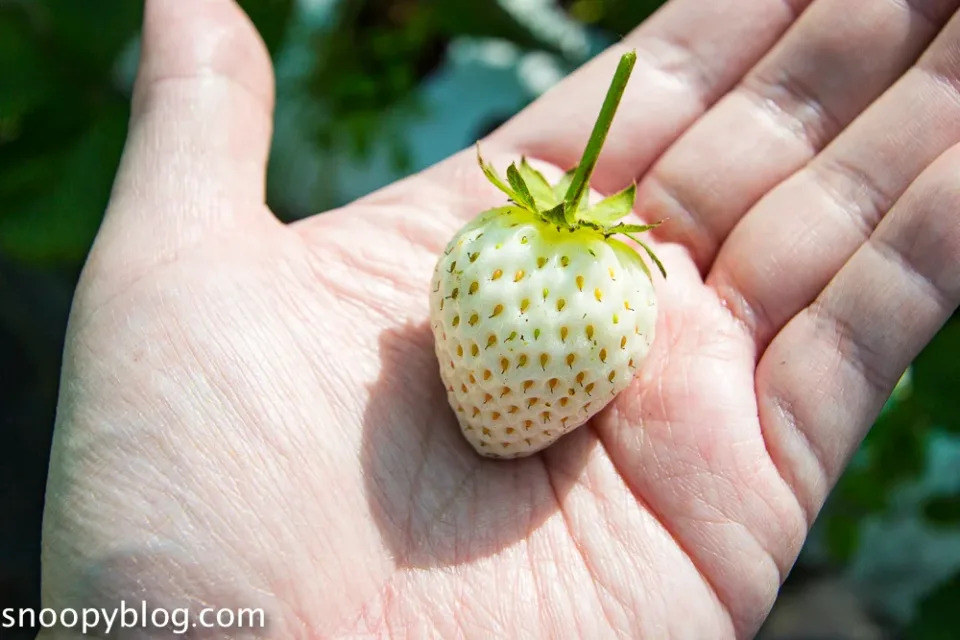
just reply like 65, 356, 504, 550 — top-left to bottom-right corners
552, 167, 578, 204
541, 203, 567, 227
638, 240, 667, 280
506, 163, 537, 210
634, 248, 652, 282
476, 144, 519, 202
582, 183, 636, 224
608, 237, 651, 281
605, 222, 662, 235
607, 219, 668, 281
518, 157, 558, 208
623, 232, 667, 279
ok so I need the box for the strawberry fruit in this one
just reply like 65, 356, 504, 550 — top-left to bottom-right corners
429, 51, 664, 458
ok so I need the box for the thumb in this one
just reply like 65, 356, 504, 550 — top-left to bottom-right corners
99, 0, 276, 259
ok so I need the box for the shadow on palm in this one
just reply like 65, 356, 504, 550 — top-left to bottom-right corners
360, 320, 594, 568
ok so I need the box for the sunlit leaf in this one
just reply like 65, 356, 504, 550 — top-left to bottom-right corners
506, 163, 537, 210
582, 183, 636, 224
621, 232, 666, 279
518, 157, 557, 208
552, 167, 577, 203
540, 203, 566, 227
605, 222, 661, 235
477, 144, 519, 202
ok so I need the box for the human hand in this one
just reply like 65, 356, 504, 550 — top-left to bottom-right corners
41, 0, 960, 637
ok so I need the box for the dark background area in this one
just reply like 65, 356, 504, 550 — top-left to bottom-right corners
1, 1, 958, 637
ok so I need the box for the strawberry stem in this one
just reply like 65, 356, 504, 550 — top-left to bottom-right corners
562, 50, 637, 222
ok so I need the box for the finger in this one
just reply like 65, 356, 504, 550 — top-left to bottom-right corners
710, 10, 960, 348
99, 0, 276, 254
757, 142, 960, 518
637, 0, 960, 270
487, 0, 813, 195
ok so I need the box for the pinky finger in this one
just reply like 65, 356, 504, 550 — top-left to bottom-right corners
755, 143, 960, 520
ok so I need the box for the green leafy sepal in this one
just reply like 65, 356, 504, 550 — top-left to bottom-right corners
473, 50, 666, 280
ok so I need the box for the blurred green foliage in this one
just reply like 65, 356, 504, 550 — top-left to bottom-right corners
909, 570, 960, 640
824, 316, 960, 562
310, 0, 583, 166
0, 0, 294, 264
1, 0, 958, 636
563, 0, 660, 33
1, 1, 135, 263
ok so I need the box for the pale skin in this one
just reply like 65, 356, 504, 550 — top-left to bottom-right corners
40, 0, 960, 637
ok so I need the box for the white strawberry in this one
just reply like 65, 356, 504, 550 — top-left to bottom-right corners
429, 51, 664, 458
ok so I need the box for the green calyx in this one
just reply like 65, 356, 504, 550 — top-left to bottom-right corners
475, 50, 666, 280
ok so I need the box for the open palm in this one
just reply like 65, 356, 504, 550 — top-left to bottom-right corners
42, 0, 960, 637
